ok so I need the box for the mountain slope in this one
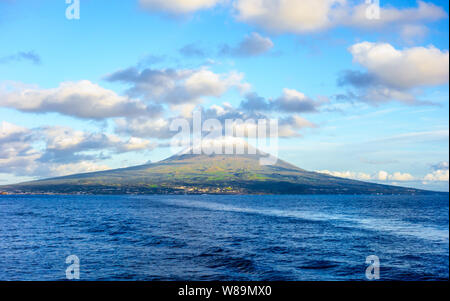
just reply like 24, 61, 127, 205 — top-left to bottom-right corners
1, 151, 436, 195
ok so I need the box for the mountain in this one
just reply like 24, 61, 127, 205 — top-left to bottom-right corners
0, 143, 437, 195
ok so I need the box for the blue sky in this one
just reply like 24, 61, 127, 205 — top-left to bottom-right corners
0, 0, 448, 191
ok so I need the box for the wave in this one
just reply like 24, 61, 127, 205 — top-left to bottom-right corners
152, 198, 449, 243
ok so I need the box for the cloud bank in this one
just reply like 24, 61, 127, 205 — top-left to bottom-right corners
0, 121, 155, 178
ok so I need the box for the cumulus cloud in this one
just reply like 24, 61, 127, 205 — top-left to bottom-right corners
105, 67, 250, 106
240, 89, 323, 113
0, 51, 41, 65
338, 42, 449, 105
348, 42, 449, 89
220, 32, 274, 57
139, 0, 221, 14
0, 80, 162, 119
234, 0, 446, 35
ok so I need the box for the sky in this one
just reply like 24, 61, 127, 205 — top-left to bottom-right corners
0, 0, 448, 191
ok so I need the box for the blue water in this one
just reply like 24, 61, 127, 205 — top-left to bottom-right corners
0, 194, 448, 281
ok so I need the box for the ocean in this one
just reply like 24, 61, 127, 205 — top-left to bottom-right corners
0, 194, 448, 281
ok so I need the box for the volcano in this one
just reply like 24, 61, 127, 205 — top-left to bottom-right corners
0, 141, 436, 195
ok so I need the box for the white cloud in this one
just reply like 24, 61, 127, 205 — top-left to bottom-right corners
234, 0, 446, 34
0, 121, 29, 141
424, 169, 449, 182
0, 80, 160, 120
139, 0, 221, 14
349, 42, 449, 90
376, 170, 389, 181
184, 69, 239, 98
318, 170, 374, 181
389, 172, 416, 181
339, 42, 449, 105
235, 0, 345, 33
119, 137, 154, 152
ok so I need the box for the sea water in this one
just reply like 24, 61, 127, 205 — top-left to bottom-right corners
0, 194, 448, 280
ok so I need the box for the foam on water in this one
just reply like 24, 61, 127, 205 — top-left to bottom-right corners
155, 198, 449, 243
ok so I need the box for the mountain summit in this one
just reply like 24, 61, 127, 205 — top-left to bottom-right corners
1, 142, 435, 195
